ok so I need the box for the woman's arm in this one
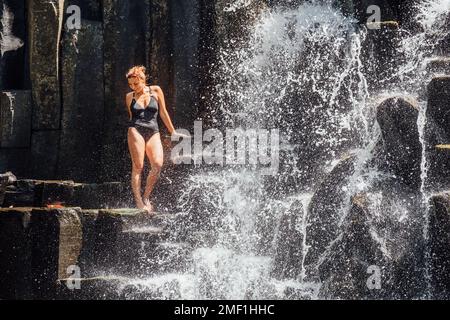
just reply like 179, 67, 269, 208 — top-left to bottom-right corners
153, 85, 175, 135
125, 93, 132, 121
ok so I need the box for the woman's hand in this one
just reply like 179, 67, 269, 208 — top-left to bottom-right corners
171, 130, 191, 139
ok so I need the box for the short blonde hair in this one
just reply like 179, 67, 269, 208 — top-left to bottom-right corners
126, 65, 146, 82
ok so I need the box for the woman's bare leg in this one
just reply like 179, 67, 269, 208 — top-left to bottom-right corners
143, 132, 164, 211
127, 128, 147, 211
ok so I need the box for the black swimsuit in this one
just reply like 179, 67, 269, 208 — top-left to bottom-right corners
129, 91, 160, 141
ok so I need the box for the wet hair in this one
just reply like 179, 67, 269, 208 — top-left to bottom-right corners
126, 65, 147, 82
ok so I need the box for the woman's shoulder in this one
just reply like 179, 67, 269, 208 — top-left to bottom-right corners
150, 85, 162, 92
126, 91, 134, 98
125, 92, 134, 108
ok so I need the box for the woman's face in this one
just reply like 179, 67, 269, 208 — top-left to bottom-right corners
128, 76, 145, 93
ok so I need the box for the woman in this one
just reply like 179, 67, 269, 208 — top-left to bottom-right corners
126, 65, 176, 213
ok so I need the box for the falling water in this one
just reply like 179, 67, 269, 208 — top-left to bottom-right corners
0, 4, 24, 56
170, 1, 374, 299
4, 91, 15, 136
116, 0, 449, 299
412, 0, 450, 298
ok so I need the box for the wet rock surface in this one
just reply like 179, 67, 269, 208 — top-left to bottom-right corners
59, 20, 105, 182
0, 91, 32, 148
429, 192, 450, 299
362, 21, 401, 90
316, 191, 426, 299
30, 207, 83, 299
100, 0, 151, 182
304, 153, 356, 271
0, 171, 15, 205
28, 0, 64, 130
271, 199, 304, 280
2, 179, 127, 209
0, 207, 32, 299
0, 202, 184, 299
376, 97, 422, 189
425, 77, 450, 190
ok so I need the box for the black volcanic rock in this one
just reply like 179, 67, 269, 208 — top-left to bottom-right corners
429, 192, 450, 299
425, 77, 450, 190
0, 207, 32, 299
59, 20, 104, 182
27, 0, 64, 130
304, 153, 356, 273
271, 199, 304, 280
0, 91, 32, 148
100, 0, 151, 182
317, 189, 426, 299
376, 97, 422, 189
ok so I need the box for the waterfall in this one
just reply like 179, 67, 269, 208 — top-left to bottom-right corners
119, 0, 449, 300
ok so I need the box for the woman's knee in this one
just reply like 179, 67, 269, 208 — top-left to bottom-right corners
132, 162, 144, 174
151, 160, 163, 174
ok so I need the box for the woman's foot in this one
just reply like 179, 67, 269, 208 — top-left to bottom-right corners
143, 197, 154, 214
135, 198, 147, 211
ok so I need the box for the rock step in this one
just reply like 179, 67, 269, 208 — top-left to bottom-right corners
417, 59, 450, 100
426, 57, 450, 75
0, 172, 15, 206
56, 275, 186, 300
116, 239, 193, 277
0, 206, 181, 299
56, 276, 127, 300
0, 207, 83, 299
1, 179, 128, 209
80, 209, 179, 274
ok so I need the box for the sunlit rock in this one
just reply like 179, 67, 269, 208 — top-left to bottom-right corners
30, 207, 82, 299
28, 0, 64, 130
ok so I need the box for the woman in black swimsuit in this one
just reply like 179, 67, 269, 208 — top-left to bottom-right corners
126, 65, 177, 213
